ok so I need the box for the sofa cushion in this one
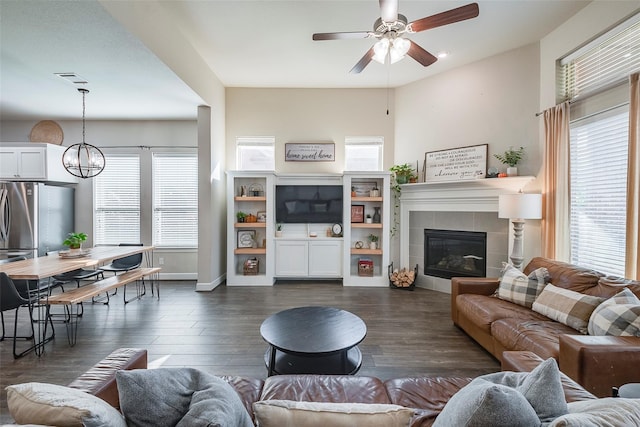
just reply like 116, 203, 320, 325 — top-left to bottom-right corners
532, 284, 604, 334
116, 368, 253, 427
491, 318, 577, 360
5, 382, 126, 427
497, 263, 550, 308
588, 288, 640, 336
252, 400, 415, 427
524, 257, 603, 293
432, 379, 540, 427
549, 397, 640, 426
456, 294, 548, 334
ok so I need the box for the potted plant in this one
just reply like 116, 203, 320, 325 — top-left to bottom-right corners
236, 211, 247, 223
63, 232, 87, 254
390, 163, 415, 185
367, 234, 379, 250
365, 214, 373, 224
494, 146, 525, 177
275, 223, 283, 237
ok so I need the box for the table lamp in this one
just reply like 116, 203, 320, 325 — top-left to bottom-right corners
498, 192, 542, 270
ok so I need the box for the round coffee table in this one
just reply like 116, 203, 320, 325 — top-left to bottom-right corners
260, 306, 367, 376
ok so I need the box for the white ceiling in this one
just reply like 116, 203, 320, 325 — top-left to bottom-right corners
0, 0, 593, 121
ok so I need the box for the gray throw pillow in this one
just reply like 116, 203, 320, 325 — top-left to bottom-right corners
433, 378, 540, 427
116, 368, 253, 427
478, 357, 568, 422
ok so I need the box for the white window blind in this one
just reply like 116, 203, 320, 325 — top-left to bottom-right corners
236, 137, 275, 170
569, 105, 629, 276
153, 154, 198, 247
94, 156, 140, 245
345, 136, 383, 171
559, 14, 640, 101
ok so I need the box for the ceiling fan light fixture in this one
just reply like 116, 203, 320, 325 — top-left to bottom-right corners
390, 37, 410, 63
372, 38, 390, 64
62, 88, 105, 179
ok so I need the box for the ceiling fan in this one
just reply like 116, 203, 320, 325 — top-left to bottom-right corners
312, 1, 479, 74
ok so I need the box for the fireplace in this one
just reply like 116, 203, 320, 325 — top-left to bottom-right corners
424, 229, 487, 279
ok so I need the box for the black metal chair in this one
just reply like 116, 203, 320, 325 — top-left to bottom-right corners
99, 243, 144, 303
0, 272, 54, 358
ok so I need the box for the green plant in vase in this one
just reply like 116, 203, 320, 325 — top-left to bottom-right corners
236, 211, 247, 223
494, 146, 525, 176
389, 163, 416, 236
367, 234, 379, 250
63, 232, 87, 252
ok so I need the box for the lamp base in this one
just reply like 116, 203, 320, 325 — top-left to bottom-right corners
509, 219, 525, 270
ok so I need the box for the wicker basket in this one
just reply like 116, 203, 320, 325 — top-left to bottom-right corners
358, 259, 374, 277
243, 258, 259, 275
388, 262, 418, 291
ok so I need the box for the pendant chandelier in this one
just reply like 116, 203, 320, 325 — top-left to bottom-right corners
62, 88, 105, 178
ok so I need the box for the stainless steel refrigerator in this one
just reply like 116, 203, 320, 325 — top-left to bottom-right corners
0, 182, 75, 260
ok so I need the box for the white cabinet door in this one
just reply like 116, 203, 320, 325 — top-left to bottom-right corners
275, 240, 309, 276
0, 147, 47, 180
309, 240, 343, 277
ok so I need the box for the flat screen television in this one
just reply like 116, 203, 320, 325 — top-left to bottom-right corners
275, 185, 343, 224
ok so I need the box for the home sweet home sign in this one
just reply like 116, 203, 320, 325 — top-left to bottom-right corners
285, 143, 335, 162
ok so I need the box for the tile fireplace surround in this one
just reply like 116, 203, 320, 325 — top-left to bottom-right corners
399, 176, 535, 293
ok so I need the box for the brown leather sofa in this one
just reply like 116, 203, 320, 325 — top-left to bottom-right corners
62, 347, 595, 427
451, 257, 640, 397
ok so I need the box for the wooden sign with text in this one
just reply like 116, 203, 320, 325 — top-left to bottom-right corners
425, 144, 487, 182
285, 143, 335, 162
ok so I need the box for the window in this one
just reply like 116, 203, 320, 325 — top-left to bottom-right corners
153, 154, 198, 247
344, 136, 383, 171
236, 137, 275, 170
94, 156, 140, 245
569, 105, 629, 276
561, 12, 638, 276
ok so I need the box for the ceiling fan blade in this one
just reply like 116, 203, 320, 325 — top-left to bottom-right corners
313, 31, 372, 41
350, 48, 375, 74
379, 0, 398, 23
408, 3, 479, 33
407, 41, 438, 67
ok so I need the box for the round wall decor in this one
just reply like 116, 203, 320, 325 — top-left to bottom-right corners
30, 120, 64, 145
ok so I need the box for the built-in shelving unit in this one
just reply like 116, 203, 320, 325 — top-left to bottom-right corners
226, 171, 274, 286
226, 171, 390, 286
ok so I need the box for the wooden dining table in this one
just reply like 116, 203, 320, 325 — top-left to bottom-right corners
0, 245, 157, 356
0, 245, 155, 280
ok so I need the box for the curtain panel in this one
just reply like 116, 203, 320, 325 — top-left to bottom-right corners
626, 73, 640, 280
542, 102, 570, 261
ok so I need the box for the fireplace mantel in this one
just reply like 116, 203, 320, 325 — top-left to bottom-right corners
399, 176, 535, 270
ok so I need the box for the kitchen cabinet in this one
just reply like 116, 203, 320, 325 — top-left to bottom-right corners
275, 239, 342, 278
0, 144, 77, 183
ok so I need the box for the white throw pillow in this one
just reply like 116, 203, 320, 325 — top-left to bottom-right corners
5, 382, 126, 427
253, 400, 415, 427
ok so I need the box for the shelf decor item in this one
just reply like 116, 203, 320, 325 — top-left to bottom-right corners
243, 258, 259, 275
373, 207, 381, 223
237, 230, 256, 248
358, 258, 374, 277
63, 232, 87, 255
367, 234, 379, 250
494, 146, 525, 177
351, 205, 365, 223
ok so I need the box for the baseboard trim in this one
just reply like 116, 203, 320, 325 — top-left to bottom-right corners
195, 273, 226, 292
158, 273, 197, 281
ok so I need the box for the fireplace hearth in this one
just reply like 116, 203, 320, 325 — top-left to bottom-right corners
424, 229, 487, 279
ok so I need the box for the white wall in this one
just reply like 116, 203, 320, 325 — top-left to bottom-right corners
226, 88, 395, 173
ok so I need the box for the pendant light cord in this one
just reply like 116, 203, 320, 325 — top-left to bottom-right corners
79, 88, 88, 144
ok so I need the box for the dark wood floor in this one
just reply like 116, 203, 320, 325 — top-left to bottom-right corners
0, 281, 499, 422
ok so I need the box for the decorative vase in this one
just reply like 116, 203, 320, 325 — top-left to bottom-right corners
373, 207, 381, 223
69, 245, 81, 255
507, 167, 518, 177
396, 175, 409, 185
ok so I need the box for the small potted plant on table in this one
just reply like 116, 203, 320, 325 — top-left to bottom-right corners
63, 232, 87, 255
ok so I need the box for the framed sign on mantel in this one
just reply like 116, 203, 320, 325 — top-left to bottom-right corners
285, 142, 335, 162
425, 144, 487, 182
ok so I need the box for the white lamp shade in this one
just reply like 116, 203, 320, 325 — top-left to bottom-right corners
498, 193, 542, 220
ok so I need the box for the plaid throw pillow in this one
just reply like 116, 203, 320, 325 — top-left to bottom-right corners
497, 263, 550, 308
532, 284, 604, 334
588, 288, 640, 336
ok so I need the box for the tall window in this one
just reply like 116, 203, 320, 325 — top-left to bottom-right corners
344, 136, 383, 171
569, 105, 629, 275
153, 154, 198, 247
561, 13, 638, 276
94, 156, 140, 245
236, 136, 275, 170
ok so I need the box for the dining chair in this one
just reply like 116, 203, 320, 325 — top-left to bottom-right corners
0, 272, 54, 358
99, 243, 144, 304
